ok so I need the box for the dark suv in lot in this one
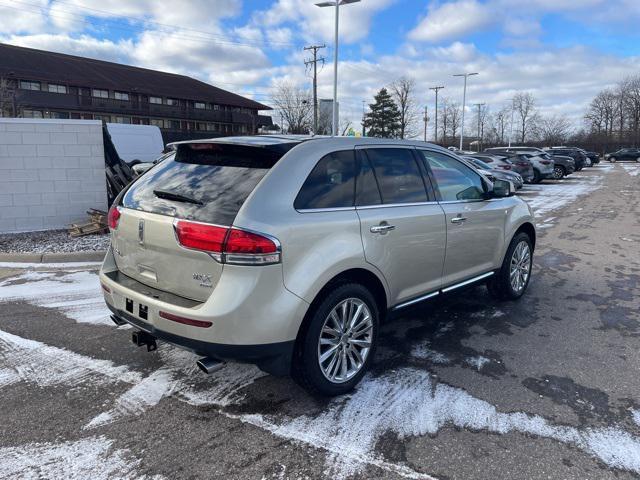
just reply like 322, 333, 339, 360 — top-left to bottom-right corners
544, 147, 587, 170
605, 148, 640, 163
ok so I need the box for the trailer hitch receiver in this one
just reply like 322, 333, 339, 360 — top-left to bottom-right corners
132, 330, 157, 352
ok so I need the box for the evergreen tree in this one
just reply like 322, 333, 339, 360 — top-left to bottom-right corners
363, 88, 401, 138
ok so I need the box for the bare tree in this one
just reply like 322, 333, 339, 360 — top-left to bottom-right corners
490, 105, 511, 145
536, 115, 573, 146
473, 104, 489, 150
270, 82, 313, 134
0, 77, 16, 117
512, 92, 538, 143
446, 100, 462, 145
390, 76, 419, 139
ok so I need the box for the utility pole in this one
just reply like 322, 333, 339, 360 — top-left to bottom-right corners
453, 72, 478, 150
304, 44, 326, 134
361, 99, 366, 136
429, 86, 444, 143
423, 105, 428, 142
474, 103, 486, 152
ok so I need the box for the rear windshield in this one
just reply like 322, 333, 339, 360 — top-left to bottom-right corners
122, 141, 297, 225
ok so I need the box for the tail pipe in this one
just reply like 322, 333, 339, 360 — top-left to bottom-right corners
196, 357, 225, 374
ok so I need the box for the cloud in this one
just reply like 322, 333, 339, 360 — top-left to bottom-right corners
251, 0, 396, 44
408, 1, 495, 43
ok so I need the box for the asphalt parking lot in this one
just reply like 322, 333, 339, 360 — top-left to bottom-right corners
0, 162, 639, 480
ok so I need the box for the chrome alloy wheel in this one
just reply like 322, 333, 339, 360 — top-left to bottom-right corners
317, 298, 373, 384
510, 241, 531, 294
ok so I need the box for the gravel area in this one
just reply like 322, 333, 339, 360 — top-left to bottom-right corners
0, 229, 110, 254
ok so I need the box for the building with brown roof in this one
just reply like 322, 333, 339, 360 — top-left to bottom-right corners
0, 43, 272, 143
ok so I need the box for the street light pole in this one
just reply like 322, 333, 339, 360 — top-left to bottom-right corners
453, 72, 478, 150
316, 0, 360, 136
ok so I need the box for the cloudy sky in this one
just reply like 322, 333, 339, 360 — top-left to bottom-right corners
2, 0, 640, 135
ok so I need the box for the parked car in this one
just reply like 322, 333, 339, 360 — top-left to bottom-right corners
579, 149, 600, 165
466, 154, 517, 171
101, 136, 536, 396
461, 156, 524, 189
587, 151, 600, 164
544, 147, 587, 170
473, 153, 535, 183
547, 155, 576, 179
604, 148, 640, 163
484, 148, 553, 183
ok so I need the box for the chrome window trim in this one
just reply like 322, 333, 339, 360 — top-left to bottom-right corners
438, 199, 486, 205
356, 201, 440, 210
296, 206, 356, 213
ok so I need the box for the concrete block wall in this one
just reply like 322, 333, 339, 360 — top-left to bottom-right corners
0, 119, 107, 233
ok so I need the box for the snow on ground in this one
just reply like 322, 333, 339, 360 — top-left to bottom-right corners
519, 170, 609, 221
255, 369, 640, 479
0, 436, 161, 480
465, 355, 491, 370
0, 229, 110, 254
620, 163, 640, 176
0, 269, 111, 325
633, 410, 640, 427
3, 320, 640, 480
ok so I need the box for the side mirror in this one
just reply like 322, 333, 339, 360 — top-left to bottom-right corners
491, 179, 515, 198
132, 162, 154, 177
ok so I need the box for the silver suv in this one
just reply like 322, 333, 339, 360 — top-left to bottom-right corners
100, 136, 536, 395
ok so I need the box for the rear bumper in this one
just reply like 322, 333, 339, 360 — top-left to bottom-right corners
108, 304, 295, 376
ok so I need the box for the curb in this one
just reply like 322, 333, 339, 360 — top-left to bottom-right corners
0, 250, 107, 263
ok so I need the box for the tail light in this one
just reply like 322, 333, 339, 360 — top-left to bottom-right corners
159, 310, 212, 328
540, 160, 552, 165
516, 161, 529, 167
175, 220, 280, 265
108, 206, 121, 230
499, 165, 512, 170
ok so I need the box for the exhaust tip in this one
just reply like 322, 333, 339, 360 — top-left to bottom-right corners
196, 357, 225, 374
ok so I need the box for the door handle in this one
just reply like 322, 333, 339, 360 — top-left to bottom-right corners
451, 216, 467, 224
370, 223, 396, 234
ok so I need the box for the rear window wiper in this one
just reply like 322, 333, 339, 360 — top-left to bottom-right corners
153, 189, 203, 205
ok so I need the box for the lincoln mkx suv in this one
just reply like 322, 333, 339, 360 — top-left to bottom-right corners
100, 136, 536, 395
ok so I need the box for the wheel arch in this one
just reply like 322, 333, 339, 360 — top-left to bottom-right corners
514, 221, 536, 251
293, 267, 389, 352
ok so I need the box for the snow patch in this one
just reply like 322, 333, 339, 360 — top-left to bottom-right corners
633, 410, 640, 427
0, 270, 111, 325
523, 174, 605, 219
411, 343, 450, 364
249, 369, 640, 479
0, 436, 160, 480
85, 369, 176, 429
0, 329, 141, 389
466, 356, 490, 370
621, 163, 640, 177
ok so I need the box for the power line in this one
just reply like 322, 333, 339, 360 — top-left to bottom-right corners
429, 86, 444, 143
304, 44, 326, 133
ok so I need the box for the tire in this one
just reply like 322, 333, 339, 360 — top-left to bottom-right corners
292, 283, 379, 396
487, 232, 533, 301
552, 165, 565, 179
610, 156, 617, 163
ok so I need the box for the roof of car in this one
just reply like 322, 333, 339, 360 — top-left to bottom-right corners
168, 135, 451, 151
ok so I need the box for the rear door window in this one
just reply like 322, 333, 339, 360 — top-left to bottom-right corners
363, 148, 428, 204
122, 142, 296, 225
419, 150, 485, 202
294, 150, 356, 210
